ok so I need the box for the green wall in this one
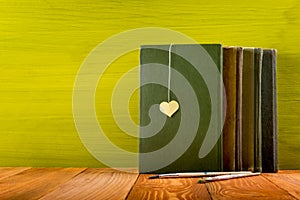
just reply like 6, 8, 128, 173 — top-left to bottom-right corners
0, 0, 300, 169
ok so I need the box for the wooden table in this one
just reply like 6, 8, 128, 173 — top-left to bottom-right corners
0, 168, 299, 199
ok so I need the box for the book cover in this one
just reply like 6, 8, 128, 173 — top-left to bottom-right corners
235, 47, 243, 171
222, 47, 237, 171
254, 48, 263, 172
261, 49, 278, 172
139, 44, 223, 173
242, 48, 255, 171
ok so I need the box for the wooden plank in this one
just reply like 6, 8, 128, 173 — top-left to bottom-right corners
205, 174, 296, 199
0, 168, 86, 200
126, 174, 211, 200
0, 168, 300, 199
39, 168, 139, 200
262, 171, 300, 199
0, 167, 30, 181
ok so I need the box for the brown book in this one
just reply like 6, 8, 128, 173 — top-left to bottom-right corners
235, 47, 243, 171
242, 48, 255, 171
222, 47, 237, 171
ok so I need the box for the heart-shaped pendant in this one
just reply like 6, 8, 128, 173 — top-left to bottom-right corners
159, 100, 179, 117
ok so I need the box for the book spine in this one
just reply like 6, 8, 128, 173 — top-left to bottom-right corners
254, 48, 263, 172
222, 47, 237, 171
235, 47, 243, 171
242, 48, 255, 172
261, 49, 278, 172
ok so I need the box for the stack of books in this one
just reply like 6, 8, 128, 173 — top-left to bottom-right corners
223, 47, 278, 172
139, 44, 278, 173
223, 47, 278, 173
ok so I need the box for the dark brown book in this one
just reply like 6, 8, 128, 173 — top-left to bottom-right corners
261, 49, 278, 172
242, 48, 255, 171
235, 47, 243, 171
222, 47, 237, 171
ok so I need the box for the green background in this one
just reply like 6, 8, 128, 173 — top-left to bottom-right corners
0, 0, 299, 169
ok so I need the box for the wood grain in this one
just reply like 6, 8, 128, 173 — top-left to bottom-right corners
0, 167, 30, 181
262, 171, 300, 199
40, 168, 138, 200
126, 174, 211, 200
0, 168, 299, 199
0, 168, 86, 200
205, 174, 296, 199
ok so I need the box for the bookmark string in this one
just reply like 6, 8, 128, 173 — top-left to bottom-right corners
168, 44, 173, 102
159, 43, 179, 118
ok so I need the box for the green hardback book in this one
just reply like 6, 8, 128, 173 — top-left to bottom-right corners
261, 49, 278, 172
222, 47, 237, 171
139, 44, 223, 173
242, 48, 255, 171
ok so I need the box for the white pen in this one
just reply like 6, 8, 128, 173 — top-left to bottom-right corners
198, 172, 261, 183
149, 171, 253, 179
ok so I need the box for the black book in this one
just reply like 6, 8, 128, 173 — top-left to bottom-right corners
261, 49, 278, 172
